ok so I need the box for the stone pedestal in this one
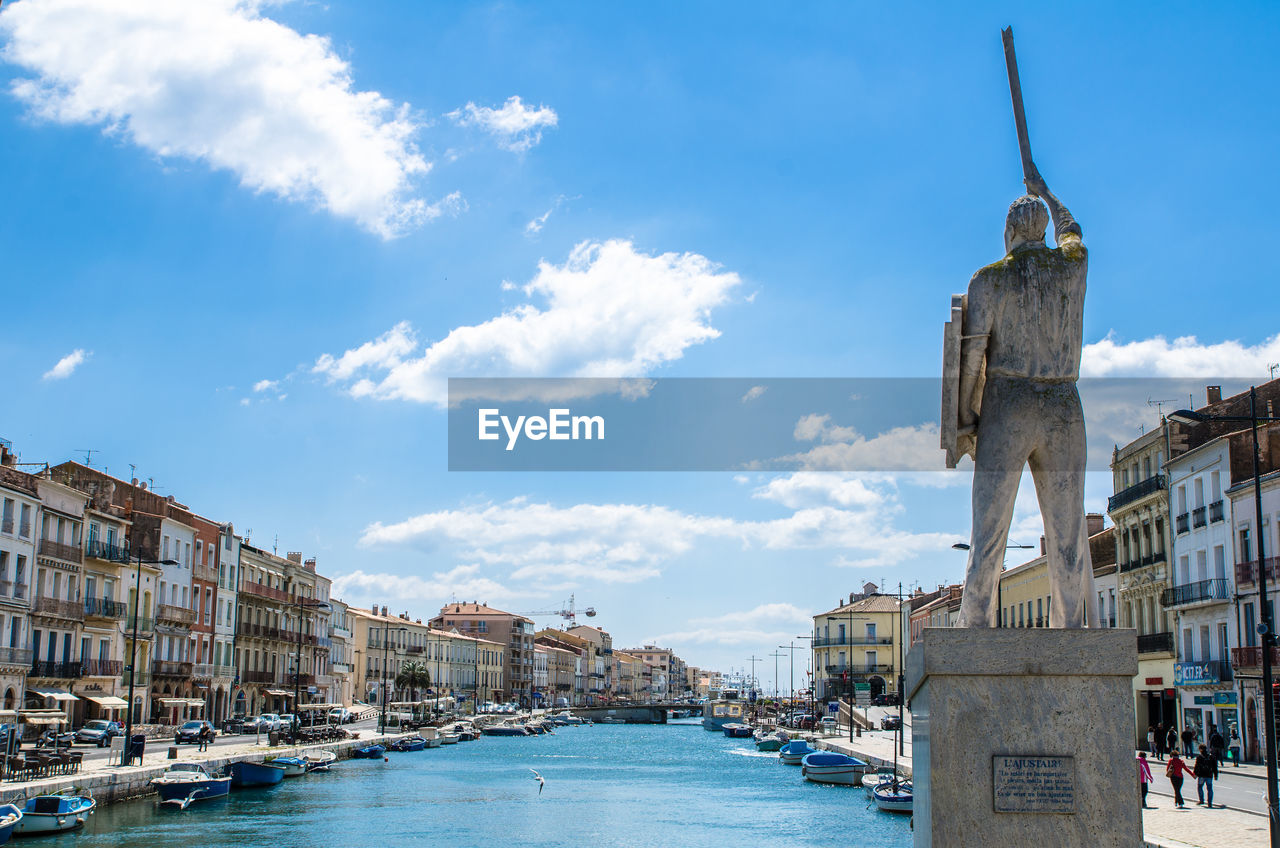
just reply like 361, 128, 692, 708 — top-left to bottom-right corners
906, 628, 1139, 847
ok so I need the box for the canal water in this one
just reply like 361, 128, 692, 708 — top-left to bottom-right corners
42, 719, 911, 847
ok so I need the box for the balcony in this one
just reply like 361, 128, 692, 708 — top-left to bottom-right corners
84, 597, 127, 619
240, 580, 293, 604
1191, 506, 1207, 529
1174, 660, 1233, 686
38, 538, 82, 563
30, 661, 81, 678
330, 625, 352, 640
286, 674, 315, 687
1236, 557, 1280, 588
156, 604, 197, 626
125, 615, 155, 633
236, 622, 282, 641
812, 635, 894, 648
122, 669, 149, 687
151, 660, 193, 677
1231, 646, 1280, 670
824, 663, 893, 675
1137, 632, 1174, 655
1175, 513, 1190, 535
86, 540, 130, 563
191, 663, 215, 679
1108, 474, 1167, 513
1161, 578, 1231, 608
331, 662, 352, 675
193, 564, 219, 584
1209, 500, 1225, 523
31, 596, 85, 621
81, 659, 122, 676
242, 670, 280, 685
0, 647, 32, 667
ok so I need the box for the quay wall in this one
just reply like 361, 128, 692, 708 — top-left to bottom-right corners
0, 735, 397, 807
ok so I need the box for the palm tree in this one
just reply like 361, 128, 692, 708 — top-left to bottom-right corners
395, 661, 431, 701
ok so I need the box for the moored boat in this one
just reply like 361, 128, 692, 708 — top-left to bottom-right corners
721, 723, 752, 738
223, 760, 286, 787
389, 736, 426, 752
14, 795, 93, 834
438, 732, 459, 745
266, 755, 307, 776
0, 804, 21, 843
800, 752, 868, 785
861, 769, 897, 795
754, 730, 787, 751
778, 739, 816, 765
701, 689, 746, 731
872, 780, 913, 813
481, 723, 528, 736
151, 763, 232, 808
352, 744, 387, 758
303, 750, 337, 772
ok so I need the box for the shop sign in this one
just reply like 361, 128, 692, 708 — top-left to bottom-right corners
1193, 695, 1213, 705
1174, 663, 1220, 686
1213, 692, 1238, 707
1144, 677, 1163, 686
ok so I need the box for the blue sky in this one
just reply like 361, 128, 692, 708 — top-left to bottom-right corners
3, 0, 1279, 689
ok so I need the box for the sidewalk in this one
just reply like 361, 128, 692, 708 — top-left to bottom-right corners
793, 723, 1268, 848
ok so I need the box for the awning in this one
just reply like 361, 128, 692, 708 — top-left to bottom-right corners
185, 700, 206, 710
265, 689, 293, 697
297, 703, 341, 711
82, 695, 129, 708
18, 709, 68, 725
27, 688, 78, 702
158, 698, 188, 707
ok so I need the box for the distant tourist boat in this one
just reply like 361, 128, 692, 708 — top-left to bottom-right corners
800, 752, 868, 785
266, 755, 308, 776
778, 740, 816, 765
352, 744, 387, 758
151, 764, 232, 808
0, 803, 21, 843
14, 795, 93, 834
223, 760, 286, 787
701, 690, 747, 731
872, 780, 913, 813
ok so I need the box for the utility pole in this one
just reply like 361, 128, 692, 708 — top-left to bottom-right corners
768, 651, 785, 700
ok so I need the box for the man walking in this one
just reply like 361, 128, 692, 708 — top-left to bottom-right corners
1153, 723, 1165, 760
1167, 726, 1179, 760
1208, 727, 1225, 764
1181, 725, 1197, 757
1193, 744, 1219, 808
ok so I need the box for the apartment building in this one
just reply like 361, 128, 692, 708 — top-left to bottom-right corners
0, 456, 37, 709
812, 585, 900, 703
431, 603, 534, 706
29, 475, 88, 723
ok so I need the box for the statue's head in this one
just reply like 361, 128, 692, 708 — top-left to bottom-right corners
1004, 194, 1048, 253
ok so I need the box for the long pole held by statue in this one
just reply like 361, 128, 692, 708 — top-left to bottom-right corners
1001, 27, 1035, 188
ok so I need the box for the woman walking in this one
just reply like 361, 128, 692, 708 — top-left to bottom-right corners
1193, 744, 1219, 808
1166, 751, 1196, 808
1138, 751, 1154, 808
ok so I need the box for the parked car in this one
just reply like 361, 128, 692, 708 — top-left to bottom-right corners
818, 716, 839, 732
222, 717, 246, 735
881, 716, 902, 731
328, 708, 353, 724
278, 714, 297, 732
258, 713, 283, 732
75, 719, 124, 747
872, 693, 901, 707
791, 714, 816, 730
175, 720, 216, 745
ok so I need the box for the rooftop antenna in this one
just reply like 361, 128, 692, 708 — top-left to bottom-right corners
1269, 362, 1279, 381
273, 534, 278, 555
1147, 396, 1178, 420
129, 463, 136, 482
76, 449, 98, 466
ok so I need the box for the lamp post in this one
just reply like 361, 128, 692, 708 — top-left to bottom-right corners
378, 625, 408, 734
290, 592, 330, 739
795, 634, 813, 728
951, 542, 1034, 627
122, 550, 176, 766
1170, 391, 1280, 847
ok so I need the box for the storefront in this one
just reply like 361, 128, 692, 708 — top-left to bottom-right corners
1175, 662, 1235, 749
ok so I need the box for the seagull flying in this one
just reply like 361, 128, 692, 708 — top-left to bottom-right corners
529, 768, 545, 794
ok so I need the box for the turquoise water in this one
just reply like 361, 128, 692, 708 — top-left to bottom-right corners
39, 720, 911, 847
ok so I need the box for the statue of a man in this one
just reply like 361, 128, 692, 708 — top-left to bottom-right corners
952, 165, 1095, 628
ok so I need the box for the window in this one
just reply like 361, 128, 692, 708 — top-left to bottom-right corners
18, 504, 30, 538
1036, 598, 1043, 626
162, 536, 170, 560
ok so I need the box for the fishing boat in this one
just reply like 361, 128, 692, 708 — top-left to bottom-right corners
778, 739, 816, 765
420, 728, 443, 748
266, 755, 308, 776
351, 744, 387, 758
0, 804, 21, 843
303, 750, 337, 772
223, 760, 286, 787
861, 769, 897, 795
438, 732, 459, 745
872, 780, 913, 813
151, 763, 232, 808
389, 736, 426, 752
721, 723, 752, 738
754, 730, 788, 752
701, 689, 747, 731
481, 723, 528, 736
14, 795, 93, 834
800, 752, 868, 785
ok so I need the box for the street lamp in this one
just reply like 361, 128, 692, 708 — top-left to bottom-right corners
122, 550, 177, 766
378, 625, 408, 734
952, 541, 1034, 627
1170, 391, 1280, 847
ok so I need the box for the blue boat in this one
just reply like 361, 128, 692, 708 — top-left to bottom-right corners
721, 723, 753, 738
223, 760, 286, 788
265, 756, 307, 777
14, 795, 94, 835
778, 739, 816, 765
351, 744, 386, 759
389, 736, 425, 752
0, 804, 20, 844
150, 763, 232, 808
801, 751, 868, 785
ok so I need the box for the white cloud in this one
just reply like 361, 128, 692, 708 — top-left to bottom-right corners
741, 385, 767, 403
450, 95, 557, 152
1082, 332, 1280, 378
313, 240, 741, 405
330, 564, 520, 609
0, 0, 439, 237
252, 379, 278, 393
768, 414, 946, 472
42, 348, 88, 380
656, 603, 815, 647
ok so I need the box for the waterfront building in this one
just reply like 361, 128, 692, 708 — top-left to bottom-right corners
474, 634, 504, 707
623, 644, 686, 701
533, 645, 549, 705
327, 597, 354, 707
568, 625, 613, 701
189, 514, 223, 721
76, 486, 132, 721
811, 584, 900, 704
542, 643, 576, 706
431, 602, 534, 706
1226, 421, 1280, 764
29, 475, 89, 723
536, 629, 590, 705
611, 651, 641, 700
151, 502, 199, 723
908, 586, 961, 646
0, 453, 37, 709
212, 525, 241, 722
1166, 433, 1237, 744
285, 555, 332, 707
349, 605, 431, 705
235, 542, 301, 716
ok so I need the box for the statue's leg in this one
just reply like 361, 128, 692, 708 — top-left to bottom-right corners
1028, 385, 1095, 628
956, 384, 1028, 628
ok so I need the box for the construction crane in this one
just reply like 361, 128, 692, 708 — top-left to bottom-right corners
518, 595, 596, 628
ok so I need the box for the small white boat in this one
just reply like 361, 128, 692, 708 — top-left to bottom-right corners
14, 795, 94, 834
801, 752, 869, 786
439, 732, 459, 745
872, 780, 913, 813
0, 803, 22, 842
302, 750, 337, 772
265, 755, 307, 777
861, 770, 897, 795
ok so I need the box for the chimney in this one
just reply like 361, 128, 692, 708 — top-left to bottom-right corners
0, 444, 13, 467
286, 552, 302, 564
381, 605, 388, 617
1206, 385, 1222, 405
1086, 513, 1105, 536
304, 557, 316, 572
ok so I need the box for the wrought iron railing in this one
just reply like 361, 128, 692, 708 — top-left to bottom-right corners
30, 660, 81, 678
1137, 632, 1174, 655
1107, 474, 1166, 512
84, 597, 127, 618
1175, 513, 1190, 535
1231, 646, 1280, 669
1209, 500, 1225, 523
151, 660, 193, 677
1236, 557, 1280, 587
81, 659, 123, 676
1192, 506, 1207, 529
811, 635, 894, 648
38, 538, 82, 563
1161, 578, 1230, 608
32, 596, 85, 620
86, 540, 130, 562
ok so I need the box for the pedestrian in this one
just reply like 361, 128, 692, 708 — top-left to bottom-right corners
1208, 728, 1225, 764
1165, 752, 1195, 808
1153, 723, 1164, 760
1181, 726, 1196, 756
1193, 743, 1219, 808
1166, 726, 1179, 760
1137, 751, 1154, 809
1146, 726, 1155, 755
1228, 727, 1241, 767
198, 724, 211, 752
